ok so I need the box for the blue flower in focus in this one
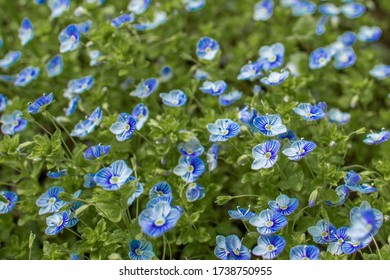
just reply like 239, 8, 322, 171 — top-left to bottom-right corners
282, 139, 316, 160
139, 200, 183, 238
207, 119, 240, 142
58, 24, 80, 53
253, 114, 287, 136
293, 103, 326, 121
228, 206, 256, 221
45, 211, 69, 235
149, 182, 172, 199
129, 240, 155, 260
36, 186, 67, 215
14, 66, 40, 87
253, 0, 274, 21
65, 75, 94, 96
290, 245, 320, 260
369, 64, 390, 80
237, 61, 264, 80
110, 113, 137, 141
19, 18, 34, 46
344, 170, 361, 187
206, 143, 218, 171
186, 183, 205, 202
260, 70, 289, 86
309, 47, 331, 69
160, 90, 187, 107
160, 66, 173, 81
127, 180, 144, 205
94, 160, 133, 191
28, 92, 54, 114
0, 51, 22, 69
127, 0, 151, 14
249, 209, 287, 235
218, 90, 242, 106
325, 185, 349, 207
47, 169, 67, 179
134, 11, 167, 31
363, 130, 390, 145
200, 80, 227, 96
357, 26, 382, 42
0, 191, 18, 214
258, 43, 285, 71
65, 96, 80, 116
0, 94, 8, 112
268, 194, 299, 215
70, 107, 102, 137
333, 47, 356, 69
48, 0, 70, 18
340, 2, 365, 19
327, 227, 348, 255
46, 55, 63, 77
111, 13, 135, 28
173, 156, 205, 183
83, 144, 111, 160
318, 3, 339, 16
83, 173, 95, 188
214, 234, 251, 260
252, 235, 286, 260
132, 103, 149, 130
1, 110, 28, 135
308, 219, 337, 244
178, 137, 204, 157
130, 78, 159, 98
251, 140, 280, 170
196, 37, 220, 61
194, 69, 209, 80
327, 108, 351, 125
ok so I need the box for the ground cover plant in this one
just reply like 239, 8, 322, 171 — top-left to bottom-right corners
0, 0, 390, 260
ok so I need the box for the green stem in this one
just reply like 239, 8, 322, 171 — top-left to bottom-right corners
135, 131, 154, 146
162, 235, 167, 260
371, 235, 383, 260
67, 228, 82, 239
163, 234, 172, 260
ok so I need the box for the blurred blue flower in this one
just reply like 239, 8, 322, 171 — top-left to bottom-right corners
308, 219, 337, 244
59, 24, 80, 53
127, 0, 151, 14
253, 0, 274, 21
206, 143, 218, 171
318, 3, 339, 16
173, 156, 205, 183
261, 70, 289, 86
76, 20, 92, 34
251, 139, 280, 170
344, 170, 361, 187
348, 183, 377, 194
269, 194, 299, 215
369, 64, 390, 80
253, 114, 287, 136
290, 245, 320, 260
207, 119, 240, 142
19, 18, 34, 46
196, 36, 220, 61
282, 139, 316, 160
88, 50, 102, 67
218, 90, 242, 106
36, 186, 67, 215
146, 196, 173, 209
110, 113, 137, 141
160, 90, 187, 107
70, 107, 102, 137
325, 185, 349, 206
0, 51, 22, 69
178, 137, 204, 157
327, 108, 351, 125
249, 209, 287, 235
65, 95, 80, 116
83, 144, 111, 160
1, 110, 28, 135
48, 0, 70, 18
278, 129, 298, 141
134, 11, 167, 31
65, 75, 94, 96
341, 2, 365, 19
28, 92, 54, 114
363, 130, 390, 145
200, 80, 227, 96
160, 66, 173, 81
333, 47, 356, 69
129, 240, 155, 260
45, 211, 69, 235
70, 253, 80, 260
252, 235, 286, 260
14, 66, 40, 87
46, 55, 63, 77
47, 169, 67, 179
94, 160, 133, 191
357, 26, 382, 42
341, 235, 372, 255
194, 69, 209, 80
149, 182, 172, 199
228, 206, 256, 220
327, 227, 348, 255
238, 106, 258, 131
309, 47, 331, 69
127, 180, 144, 205
132, 103, 149, 130
290, 0, 316, 17
315, 15, 328, 35
0, 94, 8, 112
130, 78, 159, 98
237, 61, 264, 80
183, 0, 205, 12
111, 13, 135, 28
337, 31, 356, 46
83, 173, 95, 188
0, 191, 18, 214
186, 183, 205, 202
214, 234, 251, 260
293, 103, 326, 121
258, 43, 285, 71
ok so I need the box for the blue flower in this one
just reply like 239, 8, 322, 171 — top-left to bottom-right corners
369, 64, 390, 80
186, 183, 205, 202
253, 114, 287, 136
327, 108, 351, 125
1, 110, 28, 135
0, 94, 8, 112
83, 144, 111, 160
70, 107, 102, 137
146, 196, 173, 209
290, 0, 316, 17
19, 18, 34, 46
282, 139, 316, 160
327, 227, 348, 255
308, 219, 337, 244
253, 0, 274, 21
178, 137, 204, 157
160, 65, 173, 81
173, 156, 205, 183
70, 253, 80, 260
139, 200, 183, 238
251, 140, 280, 170
65, 96, 80, 117
325, 185, 349, 206
316, 16, 328, 35
89, 50, 102, 67
14, 66, 40, 87
127, 180, 144, 205
290, 245, 320, 260
249, 209, 287, 235
149, 182, 172, 199
130, 78, 159, 98
47, 169, 67, 179
28, 92, 54, 114
207, 119, 241, 142
206, 143, 218, 171
134, 11, 167, 31
0, 191, 18, 214
333, 47, 356, 69
111, 13, 135, 28
278, 130, 298, 141
58, 24, 81, 53
337, 31, 357, 46
45, 211, 69, 235
237, 61, 264, 80
341, 235, 372, 255
252, 235, 286, 260
228, 206, 256, 220
65, 75, 94, 95
129, 240, 155, 260
340, 2, 365, 19
94, 160, 133, 191
293, 103, 326, 121
258, 43, 285, 71
218, 90, 242, 106
357, 26, 382, 42
196, 37, 220, 61
309, 47, 331, 69
348, 183, 377, 194
344, 170, 361, 187
183, 0, 206, 12
45, 55, 63, 77
36, 186, 67, 215
83, 173, 95, 188
76, 20, 92, 34
127, 0, 151, 14
194, 69, 209, 80
269, 194, 299, 215
48, 0, 70, 18
110, 113, 137, 141
260, 70, 289, 86
318, 3, 339, 16
214, 234, 251, 260
132, 103, 149, 130
238, 106, 259, 131
200, 80, 227, 96
0, 51, 22, 69
363, 130, 390, 145
160, 90, 187, 107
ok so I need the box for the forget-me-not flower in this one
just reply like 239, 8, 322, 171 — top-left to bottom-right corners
268, 194, 299, 215
0, 191, 18, 214
173, 156, 205, 183
214, 234, 251, 260
36, 186, 67, 215
207, 119, 240, 142
253, 114, 287, 136
252, 235, 286, 260
251, 140, 280, 170
28, 92, 54, 114
19, 18, 34, 46
110, 113, 137, 141
282, 139, 316, 160
94, 160, 133, 191
14, 66, 40, 87
129, 240, 155, 260
196, 37, 220, 61
249, 209, 287, 235
160, 90, 187, 107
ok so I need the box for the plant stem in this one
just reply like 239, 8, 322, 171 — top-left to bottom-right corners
371, 235, 383, 260
163, 234, 172, 260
